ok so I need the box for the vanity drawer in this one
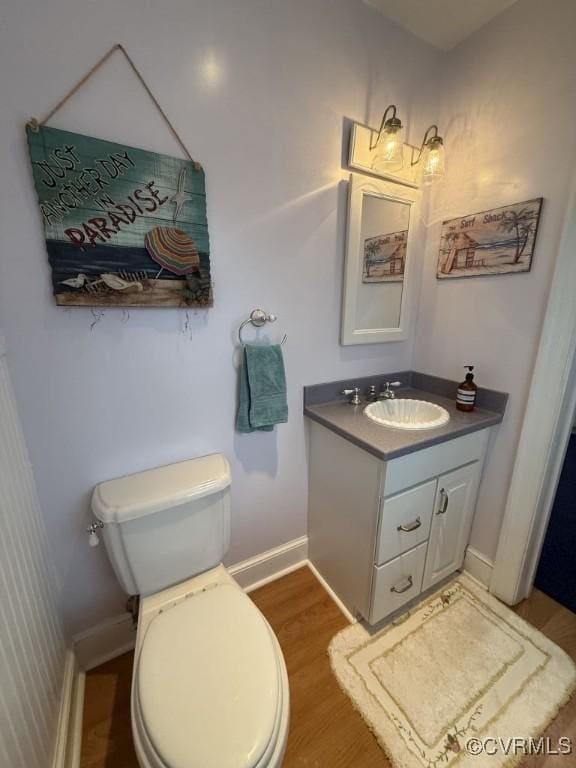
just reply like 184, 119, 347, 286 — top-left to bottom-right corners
376, 480, 436, 565
370, 542, 427, 624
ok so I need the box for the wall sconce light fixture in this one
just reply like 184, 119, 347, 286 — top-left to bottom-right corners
412, 125, 445, 185
370, 105, 404, 173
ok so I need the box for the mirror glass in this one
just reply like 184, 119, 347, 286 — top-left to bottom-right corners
354, 193, 410, 330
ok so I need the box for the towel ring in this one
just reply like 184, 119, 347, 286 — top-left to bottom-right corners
238, 308, 287, 346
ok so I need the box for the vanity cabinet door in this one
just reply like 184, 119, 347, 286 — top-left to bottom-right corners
422, 462, 480, 591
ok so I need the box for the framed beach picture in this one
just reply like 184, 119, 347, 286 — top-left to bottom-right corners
26, 125, 212, 308
362, 229, 407, 283
437, 198, 543, 280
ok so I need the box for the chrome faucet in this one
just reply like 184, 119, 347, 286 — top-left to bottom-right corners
341, 386, 362, 405
379, 381, 402, 399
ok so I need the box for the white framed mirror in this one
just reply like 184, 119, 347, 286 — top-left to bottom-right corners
341, 174, 421, 344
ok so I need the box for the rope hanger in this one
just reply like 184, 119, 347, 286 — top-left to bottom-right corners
26, 43, 200, 169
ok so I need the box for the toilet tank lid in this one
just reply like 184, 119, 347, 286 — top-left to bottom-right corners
92, 454, 231, 524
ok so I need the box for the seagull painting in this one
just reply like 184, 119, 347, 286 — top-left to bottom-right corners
170, 168, 192, 224
98, 273, 143, 292
61, 273, 88, 289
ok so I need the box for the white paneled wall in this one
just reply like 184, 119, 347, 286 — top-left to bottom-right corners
0, 336, 66, 768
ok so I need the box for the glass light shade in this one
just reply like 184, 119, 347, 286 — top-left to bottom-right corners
421, 139, 445, 185
371, 124, 404, 173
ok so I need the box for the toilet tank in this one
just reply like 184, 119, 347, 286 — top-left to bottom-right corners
92, 454, 231, 596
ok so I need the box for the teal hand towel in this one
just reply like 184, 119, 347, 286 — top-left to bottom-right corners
236, 344, 288, 432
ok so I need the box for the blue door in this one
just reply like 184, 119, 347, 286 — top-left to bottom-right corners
534, 433, 576, 612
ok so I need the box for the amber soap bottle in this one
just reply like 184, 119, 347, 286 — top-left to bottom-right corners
456, 366, 477, 412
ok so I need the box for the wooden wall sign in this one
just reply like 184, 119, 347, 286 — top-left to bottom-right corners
437, 198, 543, 280
27, 125, 212, 307
363, 229, 407, 283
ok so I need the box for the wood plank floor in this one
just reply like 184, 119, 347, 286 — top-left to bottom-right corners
80, 567, 576, 768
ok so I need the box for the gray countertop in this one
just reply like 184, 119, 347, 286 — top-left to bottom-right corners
304, 387, 504, 461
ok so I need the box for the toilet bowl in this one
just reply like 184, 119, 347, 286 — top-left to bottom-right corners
92, 455, 290, 768
130, 567, 289, 768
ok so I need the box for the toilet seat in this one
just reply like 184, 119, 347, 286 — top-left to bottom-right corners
133, 583, 286, 768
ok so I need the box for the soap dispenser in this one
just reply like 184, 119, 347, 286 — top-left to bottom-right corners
456, 366, 477, 412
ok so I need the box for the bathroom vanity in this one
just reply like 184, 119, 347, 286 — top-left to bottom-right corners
304, 372, 507, 625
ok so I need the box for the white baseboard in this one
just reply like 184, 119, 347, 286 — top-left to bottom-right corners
229, 535, 308, 592
52, 650, 85, 768
74, 535, 309, 670
305, 560, 357, 625
463, 546, 494, 588
73, 613, 136, 672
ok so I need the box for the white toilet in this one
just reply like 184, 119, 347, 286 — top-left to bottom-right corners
91, 453, 290, 768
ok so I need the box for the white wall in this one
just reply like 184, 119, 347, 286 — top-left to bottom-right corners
0, 0, 441, 635
0, 338, 67, 768
415, 0, 576, 560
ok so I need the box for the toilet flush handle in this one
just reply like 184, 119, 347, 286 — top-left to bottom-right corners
87, 520, 104, 547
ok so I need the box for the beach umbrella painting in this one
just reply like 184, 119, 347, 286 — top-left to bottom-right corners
145, 226, 200, 276
27, 125, 213, 307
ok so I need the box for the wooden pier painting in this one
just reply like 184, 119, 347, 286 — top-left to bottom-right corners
437, 198, 543, 280
363, 229, 407, 283
26, 125, 212, 307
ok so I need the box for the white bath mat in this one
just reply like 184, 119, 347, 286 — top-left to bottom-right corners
329, 574, 576, 768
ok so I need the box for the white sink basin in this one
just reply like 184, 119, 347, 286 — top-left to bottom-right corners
364, 399, 450, 431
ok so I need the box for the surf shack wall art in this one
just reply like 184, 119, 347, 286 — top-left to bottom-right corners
363, 229, 407, 283
437, 198, 543, 280
26, 125, 212, 307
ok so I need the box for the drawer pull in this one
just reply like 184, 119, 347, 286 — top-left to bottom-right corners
390, 575, 413, 594
397, 517, 421, 533
437, 488, 449, 515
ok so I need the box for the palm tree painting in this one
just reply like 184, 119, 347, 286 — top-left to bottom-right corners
437, 198, 543, 279
363, 230, 408, 283
499, 206, 537, 263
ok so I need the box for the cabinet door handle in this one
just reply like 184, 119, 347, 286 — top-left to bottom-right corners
437, 488, 449, 515
390, 575, 413, 594
397, 517, 421, 533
